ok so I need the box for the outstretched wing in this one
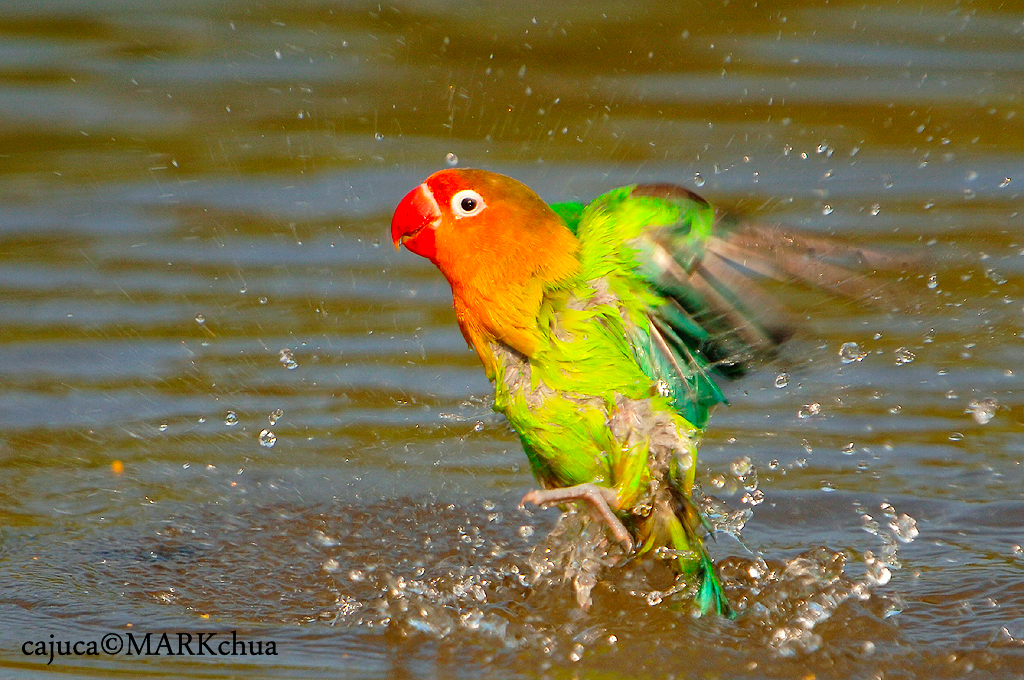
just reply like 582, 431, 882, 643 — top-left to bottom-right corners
574, 183, 882, 429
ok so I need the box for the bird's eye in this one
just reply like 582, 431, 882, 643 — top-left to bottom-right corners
451, 189, 486, 218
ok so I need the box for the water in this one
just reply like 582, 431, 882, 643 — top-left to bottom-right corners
2, 1, 1024, 678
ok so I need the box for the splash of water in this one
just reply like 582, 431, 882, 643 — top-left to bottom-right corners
527, 510, 626, 609
301, 493, 906, 664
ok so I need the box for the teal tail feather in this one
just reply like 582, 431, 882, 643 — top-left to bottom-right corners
696, 549, 733, 618
663, 488, 734, 618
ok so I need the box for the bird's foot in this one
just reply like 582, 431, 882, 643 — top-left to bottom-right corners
520, 483, 634, 553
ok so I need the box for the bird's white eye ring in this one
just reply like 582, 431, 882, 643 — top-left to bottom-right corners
451, 189, 486, 218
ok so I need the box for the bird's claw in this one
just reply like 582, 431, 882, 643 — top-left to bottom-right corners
520, 483, 634, 553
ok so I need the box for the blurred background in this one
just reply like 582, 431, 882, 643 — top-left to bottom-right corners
1, 0, 1023, 678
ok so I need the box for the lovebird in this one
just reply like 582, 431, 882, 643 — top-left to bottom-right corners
390, 168, 870, 615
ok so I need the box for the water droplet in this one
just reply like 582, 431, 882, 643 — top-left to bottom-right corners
730, 456, 752, 477
863, 550, 891, 585
768, 459, 780, 470
999, 177, 1011, 188
518, 525, 534, 538
693, 172, 705, 187
677, 453, 692, 473
473, 421, 484, 432
774, 372, 790, 388
158, 422, 169, 432
374, 132, 384, 141
258, 429, 277, 447
841, 442, 855, 455
259, 296, 268, 305
314, 530, 338, 547
195, 313, 206, 324
890, 513, 919, 543
268, 408, 284, 426
894, 347, 916, 365
926, 274, 939, 289
655, 379, 671, 397
986, 268, 1008, 286
822, 204, 833, 215
820, 480, 835, 492
889, 405, 902, 414
445, 152, 459, 167
869, 203, 881, 216
839, 341, 868, 364
224, 411, 238, 426
743, 489, 765, 506
798, 403, 821, 419
966, 397, 998, 425
948, 432, 964, 442
279, 348, 298, 370
322, 558, 340, 572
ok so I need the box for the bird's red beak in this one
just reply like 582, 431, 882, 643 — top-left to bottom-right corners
391, 183, 441, 262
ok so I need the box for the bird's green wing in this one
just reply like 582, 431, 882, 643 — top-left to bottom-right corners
625, 185, 806, 409
622, 184, 893, 382
571, 185, 720, 430
572, 184, 807, 429
550, 201, 585, 235
569, 182, 889, 429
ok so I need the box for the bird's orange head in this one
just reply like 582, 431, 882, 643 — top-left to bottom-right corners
390, 168, 580, 374
391, 169, 556, 263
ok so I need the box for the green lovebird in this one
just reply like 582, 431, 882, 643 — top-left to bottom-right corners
390, 168, 871, 616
